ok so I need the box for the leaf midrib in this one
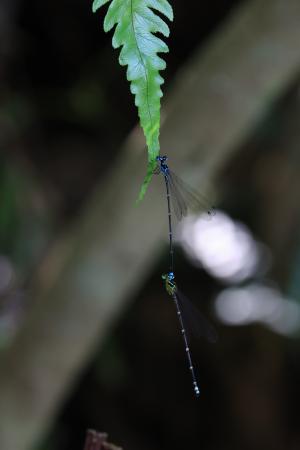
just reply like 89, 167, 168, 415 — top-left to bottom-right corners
130, 0, 153, 128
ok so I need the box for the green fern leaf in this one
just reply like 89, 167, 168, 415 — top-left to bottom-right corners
93, 0, 173, 199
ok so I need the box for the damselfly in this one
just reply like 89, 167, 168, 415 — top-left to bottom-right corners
155, 155, 215, 272
162, 272, 217, 397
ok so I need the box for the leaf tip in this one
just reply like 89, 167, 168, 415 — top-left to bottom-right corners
92, 0, 110, 13
92, 0, 100, 13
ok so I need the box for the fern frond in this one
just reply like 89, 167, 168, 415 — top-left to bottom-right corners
93, 0, 173, 199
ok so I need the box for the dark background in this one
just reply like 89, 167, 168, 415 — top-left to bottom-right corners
1, 1, 300, 449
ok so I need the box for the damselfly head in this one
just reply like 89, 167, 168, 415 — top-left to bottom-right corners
156, 155, 168, 162
162, 272, 175, 282
168, 271, 175, 281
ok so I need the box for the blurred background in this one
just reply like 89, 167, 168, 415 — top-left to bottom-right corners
1, 0, 300, 449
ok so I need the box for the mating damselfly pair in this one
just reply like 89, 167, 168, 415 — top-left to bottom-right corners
154, 155, 217, 397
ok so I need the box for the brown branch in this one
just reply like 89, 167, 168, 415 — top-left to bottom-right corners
83, 430, 107, 450
83, 430, 122, 450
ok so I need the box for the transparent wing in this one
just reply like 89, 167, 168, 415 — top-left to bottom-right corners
176, 289, 218, 343
166, 172, 187, 220
153, 163, 161, 175
167, 170, 215, 221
